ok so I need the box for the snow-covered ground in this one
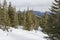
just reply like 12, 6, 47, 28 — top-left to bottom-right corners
0, 26, 48, 40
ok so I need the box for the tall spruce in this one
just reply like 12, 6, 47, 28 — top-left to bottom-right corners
27, 10, 34, 30
1, 0, 10, 31
46, 0, 60, 40
18, 10, 23, 25
0, 3, 1, 25
41, 12, 49, 32
13, 7, 19, 28
23, 11, 27, 30
23, 10, 39, 31
23, 10, 33, 30
33, 14, 39, 30
8, 2, 19, 28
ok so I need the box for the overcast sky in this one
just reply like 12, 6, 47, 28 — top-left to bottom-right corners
0, 0, 54, 12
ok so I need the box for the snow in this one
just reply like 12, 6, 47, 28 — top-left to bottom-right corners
0, 26, 48, 40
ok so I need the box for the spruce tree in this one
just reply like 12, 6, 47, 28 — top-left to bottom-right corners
27, 10, 34, 30
23, 10, 39, 31
23, 11, 27, 30
8, 3, 18, 28
23, 10, 33, 30
34, 16, 39, 30
13, 7, 19, 28
0, 3, 1, 25
18, 10, 23, 25
41, 12, 49, 32
45, 0, 60, 40
1, 0, 10, 31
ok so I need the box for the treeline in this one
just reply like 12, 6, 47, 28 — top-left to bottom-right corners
0, 0, 60, 40
0, 0, 40, 31
0, 0, 19, 31
18, 10, 40, 31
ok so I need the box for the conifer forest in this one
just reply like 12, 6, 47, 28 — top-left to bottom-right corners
0, 0, 60, 40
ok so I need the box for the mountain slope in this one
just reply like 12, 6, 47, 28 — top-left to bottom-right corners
0, 26, 48, 40
33, 11, 44, 16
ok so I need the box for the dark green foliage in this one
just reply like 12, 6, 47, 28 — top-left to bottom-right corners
23, 10, 34, 31
0, 4, 1, 25
49, 0, 60, 40
0, 0, 19, 31
40, 0, 60, 40
23, 10, 39, 31
40, 12, 49, 33
0, 0, 10, 31
0, 0, 40, 31
8, 2, 19, 28
18, 10, 23, 26
0, 0, 41, 32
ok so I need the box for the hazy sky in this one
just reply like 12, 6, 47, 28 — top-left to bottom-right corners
0, 0, 54, 12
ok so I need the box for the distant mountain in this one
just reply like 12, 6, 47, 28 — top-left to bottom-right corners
33, 11, 44, 16
17, 10, 51, 18
33, 11, 51, 17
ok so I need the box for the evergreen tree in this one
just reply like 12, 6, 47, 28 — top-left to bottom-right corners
27, 10, 34, 30
44, 0, 60, 40
23, 11, 27, 30
50, 0, 60, 40
41, 12, 49, 32
33, 15, 39, 30
18, 10, 23, 26
1, 0, 10, 31
23, 10, 33, 30
0, 3, 1, 25
13, 7, 19, 28
8, 3, 19, 28
23, 10, 39, 31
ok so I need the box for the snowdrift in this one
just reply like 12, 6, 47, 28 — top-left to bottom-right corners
0, 26, 48, 40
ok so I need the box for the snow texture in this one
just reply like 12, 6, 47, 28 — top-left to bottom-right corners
0, 26, 48, 40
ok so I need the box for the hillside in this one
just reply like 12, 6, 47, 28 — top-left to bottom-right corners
0, 26, 48, 40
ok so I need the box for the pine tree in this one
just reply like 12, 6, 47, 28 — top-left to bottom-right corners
27, 10, 34, 30
46, 0, 60, 40
1, 0, 10, 31
8, 2, 19, 28
23, 10, 33, 30
18, 10, 23, 25
34, 16, 39, 30
0, 3, 1, 25
23, 11, 27, 30
41, 12, 49, 33
13, 7, 19, 28
23, 10, 39, 31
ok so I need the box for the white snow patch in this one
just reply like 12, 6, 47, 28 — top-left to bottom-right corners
0, 26, 48, 40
